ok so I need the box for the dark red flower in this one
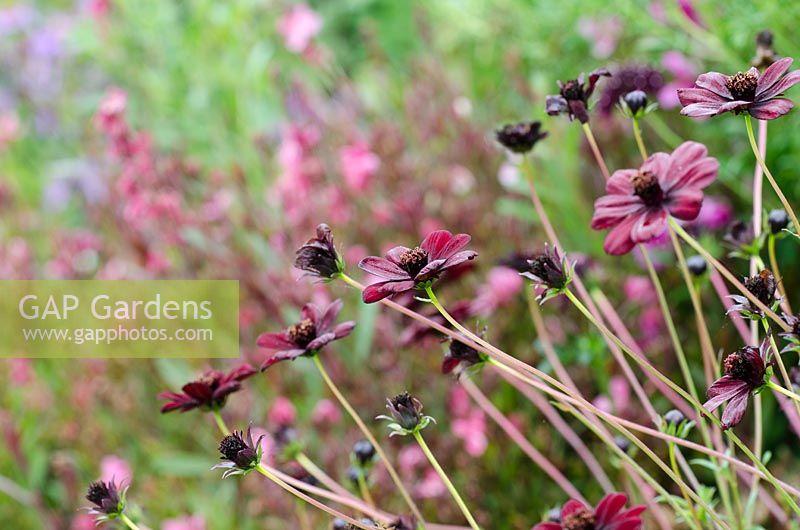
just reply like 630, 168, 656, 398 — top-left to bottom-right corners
495, 121, 548, 153
257, 299, 355, 370
213, 426, 265, 478
727, 269, 778, 320
86, 480, 125, 517
294, 223, 343, 281
532, 493, 645, 530
358, 230, 477, 303
704, 342, 768, 430
591, 141, 718, 255
677, 57, 800, 119
442, 332, 485, 376
546, 68, 611, 123
159, 364, 257, 413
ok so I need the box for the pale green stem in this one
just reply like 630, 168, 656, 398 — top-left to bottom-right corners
311, 354, 426, 527
768, 235, 792, 313
413, 431, 482, 530
632, 118, 648, 160
295, 453, 351, 498
744, 115, 800, 235
357, 472, 375, 508
668, 442, 702, 530
646, 112, 683, 148
212, 409, 230, 435
581, 122, 610, 180
766, 328, 800, 421
119, 513, 142, 530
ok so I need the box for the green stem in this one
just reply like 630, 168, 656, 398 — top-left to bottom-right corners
744, 115, 800, 235
668, 443, 702, 529
413, 431, 482, 530
581, 122, 610, 180
357, 472, 375, 508
632, 118, 648, 160
295, 453, 350, 498
645, 112, 682, 148
768, 235, 792, 313
119, 514, 141, 530
311, 355, 426, 527
212, 409, 230, 436
767, 380, 800, 403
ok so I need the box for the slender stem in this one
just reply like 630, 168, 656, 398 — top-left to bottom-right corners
768, 235, 792, 313
296, 453, 351, 499
212, 409, 230, 436
632, 118, 648, 160
295, 499, 312, 530
645, 112, 683, 148
768, 381, 800, 403
669, 219, 789, 331
357, 472, 375, 508
119, 513, 141, 530
581, 122, 610, 180
311, 354, 426, 526
744, 115, 800, 234
413, 431, 482, 530
256, 465, 375, 530
766, 329, 800, 421
668, 442, 701, 529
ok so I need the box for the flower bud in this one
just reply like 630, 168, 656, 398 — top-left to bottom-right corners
622, 90, 648, 117
385, 392, 425, 431
495, 121, 548, 154
613, 435, 631, 453
686, 255, 707, 276
294, 223, 344, 280
768, 209, 790, 234
86, 480, 124, 517
663, 409, 685, 426
352, 439, 376, 466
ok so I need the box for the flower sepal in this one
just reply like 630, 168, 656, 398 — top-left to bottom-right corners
377, 414, 437, 438
618, 91, 659, 119
213, 427, 265, 479
378, 392, 436, 437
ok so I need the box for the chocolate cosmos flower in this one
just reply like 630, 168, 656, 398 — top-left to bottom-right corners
294, 223, 344, 281
546, 68, 611, 123
727, 269, 778, 320
358, 230, 477, 303
521, 245, 572, 303
378, 392, 436, 436
677, 57, 800, 119
779, 312, 800, 353
442, 333, 486, 375
86, 480, 125, 518
159, 364, 257, 413
704, 342, 768, 429
214, 426, 265, 478
591, 141, 718, 255
258, 299, 355, 370
495, 121, 548, 153
533, 493, 645, 530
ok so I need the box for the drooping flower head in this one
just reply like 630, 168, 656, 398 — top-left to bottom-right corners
294, 223, 344, 281
704, 342, 768, 429
727, 269, 778, 320
159, 364, 257, 413
591, 141, 719, 255
677, 57, 800, 120
723, 220, 761, 258
258, 299, 355, 370
533, 493, 645, 530
213, 426, 265, 478
495, 121, 548, 153
378, 392, 435, 436
358, 230, 477, 303
441, 333, 487, 376
546, 68, 611, 123
521, 244, 573, 303
85, 480, 127, 523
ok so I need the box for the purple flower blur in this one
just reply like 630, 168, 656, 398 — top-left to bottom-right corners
159, 364, 257, 413
533, 492, 645, 530
546, 68, 611, 123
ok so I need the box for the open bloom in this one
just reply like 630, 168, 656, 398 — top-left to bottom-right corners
533, 493, 645, 530
546, 68, 611, 123
704, 342, 768, 429
358, 230, 477, 303
294, 223, 343, 280
257, 299, 355, 370
591, 141, 719, 255
159, 364, 256, 413
677, 57, 800, 119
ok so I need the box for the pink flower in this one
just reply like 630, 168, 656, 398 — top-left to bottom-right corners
623, 276, 654, 303
678, 58, 800, 120
691, 195, 733, 231
339, 143, 380, 191
415, 469, 446, 499
268, 396, 297, 427
577, 17, 621, 59
471, 266, 524, 316
100, 455, 132, 485
162, 516, 205, 530
451, 410, 488, 457
677, 0, 704, 27
277, 4, 322, 54
591, 142, 718, 255
658, 51, 696, 109
311, 398, 341, 426
533, 493, 645, 530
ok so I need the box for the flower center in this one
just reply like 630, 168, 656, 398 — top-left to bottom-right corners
725, 72, 758, 101
288, 318, 317, 348
562, 508, 596, 530
631, 171, 664, 206
399, 246, 429, 277
561, 79, 584, 101
744, 270, 776, 306
218, 434, 248, 461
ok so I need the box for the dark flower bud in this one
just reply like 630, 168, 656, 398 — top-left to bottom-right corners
352, 439, 376, 466
724, 346, 767, 388
294, 223, 343, 280
686, 255, 707, 276
724, 220, 755, 247
346, 466, 362, 487
521, 244, 572, 303
663, 409, 685, 426
745, 269, 776, 307
768, 209, 790, 234
442, 337, 484, 375
332, 519, 349, 530
753, 30, 777, 69
495, 121, 548, 154
86, 481, 123, 516
622, 90, 648, 117
385, 392, 425, 430
214, 427, 264, 477
613, 435, 631, 453
757, 30, 774, 48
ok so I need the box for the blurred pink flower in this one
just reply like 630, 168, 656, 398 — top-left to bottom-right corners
70, 514, 97, 530
577, 16, 621, 59
268, 396, 297, 427
162, 516, 205, 530
311, 398, 341, 427
471, 266, 524, 317
0, 111, 20, 148
658, 51, 697, 109
639, 306, 665, 345
100, 455, 132, 485
609, 375, 631, 413
415, 469, 446, 498
593, 395, 613, 414
9, 359, 32, 385
623, 275, 654, 304
448, 385, 472, 417
277, 4, 322, 54
451, 409, 488, 457
678, 0, 704, 27
692, 195, 733, 231
397, 445, 426, 476
340, 143, 380, 191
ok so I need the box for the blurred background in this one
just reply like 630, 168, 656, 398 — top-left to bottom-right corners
2, 1, 800, 528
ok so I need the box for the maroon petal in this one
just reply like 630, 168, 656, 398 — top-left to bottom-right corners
677, 87, 727, 106
257, 331, 297, 350
694, 72, 732, 99
591, 195, 644, 230
333, 321, 356, 339
666, 188, 704, 220
755, 57, 793, 97
362, 280, 416, 303
603, 214, 639, 255
757, 70, 800, 101
435, 233, 471, 260
260, 349, 306, 370
680, 102, 725, 117
715, 100, 752, 114
531, 524, 561, 530
748, 98, 794, 120
416, 258, 447, 281
595, 493, 628, 523
561, 499, 589, 518
301, 302, 322, 325
661, 144, 718, 192
318, 299, 343, 333
605, 169, 638, 195
358, 256, 411, 280
640, 153, 670, 183
721, 388, 751, 429
307, 332, 336, 351
441, 250, 478, 269
211, 381, 241, 401
181, 382, 214, 402
704, 376, 749, 411
385, 246, 411, 265
420, 230, 455, 260
227, 364, 257, 382
441, 357, 461, 374
630, 209, 668, 244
